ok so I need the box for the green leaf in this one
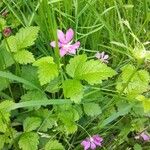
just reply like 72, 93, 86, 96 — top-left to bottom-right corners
32, 108, 56, 132
133, 143, 142, 150
116, 64, 150, 97
63, 79, 83, 103
66, 54, 116, 85
83, 103, 102, 116
0, 43, 14, 68
0, 17, 6, 31
45, 140, 64, 150
66, 54, 87, 78
0, 100, 14, 112
14, 50, 35, 64
0, 77, 9, 91
21, 65, 40, 90
16, 26, 39, 49
5, 36, 18, 52
23, 117, 42, 132
19, 132, 39, 150
33, 56, 58, 85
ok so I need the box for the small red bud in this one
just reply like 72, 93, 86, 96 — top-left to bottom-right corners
3, 27, 12, 37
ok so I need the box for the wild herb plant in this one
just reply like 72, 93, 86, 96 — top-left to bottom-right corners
0, 0, 150, 150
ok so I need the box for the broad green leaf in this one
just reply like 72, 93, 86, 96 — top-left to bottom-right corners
5, 36, 18, 52
116, 64, 150, 97
0, 100, 14, 112
83, 103, 102, 116
45, 140, 64, 150
14, 50, 35, 64
133, 143, 142, 150
136, 95, 150, 113
33, 56, 58, 85
21, 65, 40, 90
63, 79, 83, 103
21, 91, 47, 102
0, 43, 14, 69
16, 26, 39, 49
19, 132, 39, 150
66, 54, 116, 85
32, 108, 56, 132
66, 54, 87, 78
23, 117, 42, 132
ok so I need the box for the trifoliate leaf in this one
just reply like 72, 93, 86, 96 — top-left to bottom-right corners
63, 79, 83, 103
116, 64, 150, 97
83, 103, 102, 116
14, 50, 35, 64
19, 132, 39, 150
23, 117, 42, 132
33, 56, 58, 85
16, 26, 39, 49
45, 140, 64, 150
5, 36, 18, 52
66, 54, 116, 85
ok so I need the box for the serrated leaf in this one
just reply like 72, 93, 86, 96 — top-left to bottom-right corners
5, 36, 18, 52
33, 57, 58, 85
116, 64, 150, 97
32, 108, 56, 132
14, 50, 35, 64
63, 79, 83, 103
16, 26, 39, 49
23, 117, 42, 132
66, 55, 116, 85
66, 54, 87, 78
83, 103, 102, 116
0, 100, 14, 112
45, 140, 64, 150
19, 132, 39, 150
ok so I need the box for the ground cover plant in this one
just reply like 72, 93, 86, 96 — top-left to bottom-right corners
0, 0, 150, 149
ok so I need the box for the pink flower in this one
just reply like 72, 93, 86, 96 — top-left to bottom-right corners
81, 135, 103, 150
50, 28, 80, 57
3, 27, 12, 37
135, 132, 150, 141
95, 51, 109, 63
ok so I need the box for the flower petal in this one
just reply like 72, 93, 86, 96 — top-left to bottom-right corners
50, 41, 62, 48
140, 132, 150, 141
66, 28, 74, 43
95, 52, 101, 59
68, 41, 80, 54
103, 54, 109, 59
60, 47, 67, 57
57, 29, 66, 43
81, 140, 90, 150
90, 142, 96, 150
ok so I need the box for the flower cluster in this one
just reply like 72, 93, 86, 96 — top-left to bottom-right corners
81, 135, 103, 150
